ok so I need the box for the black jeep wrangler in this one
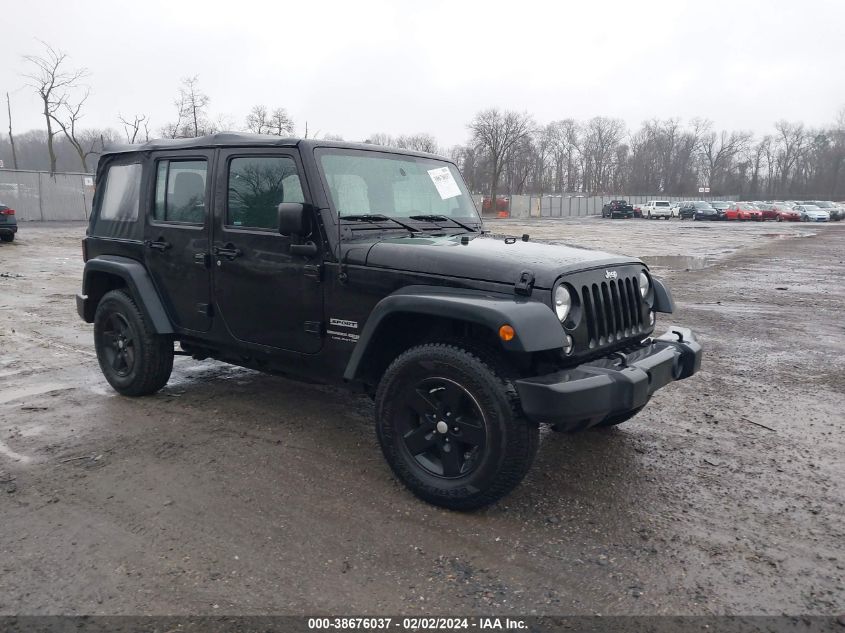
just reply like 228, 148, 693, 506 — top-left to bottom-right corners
77, 134, 701, 510
601, 200, 634, 219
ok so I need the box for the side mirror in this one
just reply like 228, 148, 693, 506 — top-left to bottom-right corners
278, 202, 309, 236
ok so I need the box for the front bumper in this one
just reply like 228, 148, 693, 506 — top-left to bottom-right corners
515, 327, 702, 431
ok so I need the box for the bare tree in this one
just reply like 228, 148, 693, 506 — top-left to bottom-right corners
6, 92, 18, 169
245, 105, 270, 134
699, 123, 752, 193
22, 41, 88, 174
580, 117, 626, 192
118, 114, 148, 143
774, 121, 807, 196
51, 90, 98, 171
269, 108, 295, 136
161, 76, 212, 138
395, 133, 439, 154
468, 109, 534, 206
366, 133, 395, 146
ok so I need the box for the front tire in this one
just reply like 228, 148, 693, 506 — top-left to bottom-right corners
93, 289, 174, 396
375, 343, 538, 510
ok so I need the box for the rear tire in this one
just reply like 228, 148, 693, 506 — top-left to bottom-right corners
375, 343, 538, 510
93, 289, 174, 396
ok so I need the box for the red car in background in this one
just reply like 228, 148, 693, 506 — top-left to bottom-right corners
725, 202, 763, 221
774, 204, 801, 222
481, 196, 510, 217
755, 203, 780, 221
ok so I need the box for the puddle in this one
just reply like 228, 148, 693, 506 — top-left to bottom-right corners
641, 255, 716, 271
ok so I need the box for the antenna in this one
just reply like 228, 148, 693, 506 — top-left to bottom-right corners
336, 204, 347, 284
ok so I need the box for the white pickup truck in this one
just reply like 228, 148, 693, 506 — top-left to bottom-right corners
643, 200, 674, 219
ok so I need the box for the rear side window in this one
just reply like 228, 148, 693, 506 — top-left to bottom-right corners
227, 156, 304, 230
99, 163, 142, 221
154, 160, 207, 223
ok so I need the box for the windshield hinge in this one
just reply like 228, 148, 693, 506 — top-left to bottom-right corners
304, 264, 322, 282
514, 270, 535, 296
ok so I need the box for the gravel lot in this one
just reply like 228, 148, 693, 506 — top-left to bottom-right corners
0, 219, 843, 616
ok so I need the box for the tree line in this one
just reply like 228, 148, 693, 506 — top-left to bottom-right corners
446, 109, 845, 201
2, 42, 843, 201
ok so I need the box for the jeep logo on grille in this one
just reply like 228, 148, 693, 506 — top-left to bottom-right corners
605, 270, 618, 280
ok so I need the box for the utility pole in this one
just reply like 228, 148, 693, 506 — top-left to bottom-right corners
6, 92, 18, 170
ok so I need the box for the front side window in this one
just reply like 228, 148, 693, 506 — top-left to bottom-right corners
99, 163, 142, 221
154, 160, 207, 223
227, 156, 304, 229
317, 149, 478, 220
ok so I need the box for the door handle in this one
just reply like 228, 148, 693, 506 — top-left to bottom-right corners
145, 238, 171, 251
213, 244, 243, 260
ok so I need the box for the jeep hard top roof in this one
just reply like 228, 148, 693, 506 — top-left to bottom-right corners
101, 133, 447, 161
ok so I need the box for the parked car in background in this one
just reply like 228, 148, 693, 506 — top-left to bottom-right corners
795, 204, 829, 222
643, 200, 673, 219
753, 203, 780, 221
0, 202, 17, 242
810, 201, 843, 221
725, 202, 763, 221
632, 204, 643, 218
774, 204, 801, 222
709, 201, 730, 220
679, 201, 717, 220
601, 199, 635, 218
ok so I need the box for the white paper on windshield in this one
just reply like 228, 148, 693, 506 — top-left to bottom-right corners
427, 167, 461, 200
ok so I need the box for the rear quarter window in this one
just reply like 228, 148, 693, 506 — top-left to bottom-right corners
91, 161, 145, 240
99, 163, 142, 221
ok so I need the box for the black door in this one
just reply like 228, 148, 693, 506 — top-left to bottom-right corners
211, 149, 323, 353
144, 152, 213, 332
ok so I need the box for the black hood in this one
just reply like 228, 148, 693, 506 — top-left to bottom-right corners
344, 233, 643, 289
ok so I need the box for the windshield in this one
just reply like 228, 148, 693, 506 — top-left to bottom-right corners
654, 201, 670, 207
813, 201, 833, 208
316, 148, 479, 221
693, 202, 713, 209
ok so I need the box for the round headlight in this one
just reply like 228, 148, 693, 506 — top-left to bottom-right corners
638, 272, 650, 298
554, 285, 572, 322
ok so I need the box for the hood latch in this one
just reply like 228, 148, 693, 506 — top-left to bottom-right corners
514, 270, 535, 296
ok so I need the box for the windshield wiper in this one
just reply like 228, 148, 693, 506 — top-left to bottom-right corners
342, 214, 420, 233
408, 214, 478, 232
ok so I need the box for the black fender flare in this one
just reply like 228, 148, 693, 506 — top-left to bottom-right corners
343, 286, 566, 381
80, 255, 174, 333
651, 276, 675, 313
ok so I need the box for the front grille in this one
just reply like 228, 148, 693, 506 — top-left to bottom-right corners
581, 276, 644, 348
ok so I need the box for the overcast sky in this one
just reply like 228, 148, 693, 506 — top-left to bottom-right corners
2, 0, 844, 147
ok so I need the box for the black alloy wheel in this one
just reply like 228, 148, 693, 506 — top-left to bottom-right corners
375, 343, 538, 510
398, 377, 486, 478
93, 289, 174, 396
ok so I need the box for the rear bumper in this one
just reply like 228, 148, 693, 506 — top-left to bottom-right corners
515, 327, 702, 431
0, 224, 17, 234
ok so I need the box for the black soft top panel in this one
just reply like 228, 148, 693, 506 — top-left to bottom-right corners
101, 133, 448, 161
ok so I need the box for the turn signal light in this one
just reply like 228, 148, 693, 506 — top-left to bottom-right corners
498, 324, 515, 341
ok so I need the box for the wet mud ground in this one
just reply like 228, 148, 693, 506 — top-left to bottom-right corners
0, 219, 843, 615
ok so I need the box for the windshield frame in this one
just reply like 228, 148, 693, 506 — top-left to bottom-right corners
313, 146, 481, 230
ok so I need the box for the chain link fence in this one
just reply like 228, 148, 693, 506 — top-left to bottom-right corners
0, 169, 94, 221
476, 193, 741, 218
